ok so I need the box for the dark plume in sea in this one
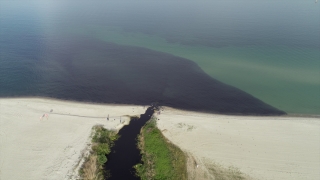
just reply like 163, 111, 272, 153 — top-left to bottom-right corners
1, 38, 285, 115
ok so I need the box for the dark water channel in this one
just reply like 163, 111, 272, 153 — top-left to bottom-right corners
104, 106, 155, 179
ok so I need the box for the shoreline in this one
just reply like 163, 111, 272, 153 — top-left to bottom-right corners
4, 96, 320, 118
0, 96, 150, 107
160, 106, 320, 119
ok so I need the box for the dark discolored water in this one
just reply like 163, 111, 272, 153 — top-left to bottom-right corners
104, 106, 155, 180
0, 37, 284, 115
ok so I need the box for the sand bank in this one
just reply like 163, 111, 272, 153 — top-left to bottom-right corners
156, 108, 320, 180
0, 98, 145, 180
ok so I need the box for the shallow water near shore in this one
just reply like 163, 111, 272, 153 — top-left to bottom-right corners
0, 1, 319, 115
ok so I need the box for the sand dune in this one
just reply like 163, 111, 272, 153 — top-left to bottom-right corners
156, 108, 320, 180
0, 98, 145, 180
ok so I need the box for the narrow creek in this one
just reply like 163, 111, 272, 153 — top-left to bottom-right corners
104, 106, 155, 179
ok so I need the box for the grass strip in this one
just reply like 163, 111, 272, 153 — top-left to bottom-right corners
79, 125, 119, 180
135, 117, 187, 180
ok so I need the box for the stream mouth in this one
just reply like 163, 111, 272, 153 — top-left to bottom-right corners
104, 106, 155, 179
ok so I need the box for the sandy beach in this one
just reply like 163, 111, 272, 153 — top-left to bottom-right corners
156, 108, 320, 180
1, 98, 319, 180
0, 98, 145, 180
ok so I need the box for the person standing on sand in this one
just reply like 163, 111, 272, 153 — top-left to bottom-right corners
39, 113, 48, 120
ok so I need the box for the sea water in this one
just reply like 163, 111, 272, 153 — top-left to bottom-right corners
0, 1, 319, 115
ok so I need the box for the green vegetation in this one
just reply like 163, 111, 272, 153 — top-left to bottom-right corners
79, 125, 119, 180
135, 117, 187, 180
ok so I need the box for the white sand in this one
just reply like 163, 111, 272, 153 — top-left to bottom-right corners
0, 98, 145, 180
1, 98, 319, 180
156, 108, 320, 180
